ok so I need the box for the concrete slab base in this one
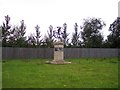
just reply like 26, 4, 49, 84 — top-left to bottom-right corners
45, 60, 71, 64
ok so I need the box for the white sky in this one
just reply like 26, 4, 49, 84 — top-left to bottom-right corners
0, 0, 119, 40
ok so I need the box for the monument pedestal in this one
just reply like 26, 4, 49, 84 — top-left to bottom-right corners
46, 41, 71, 64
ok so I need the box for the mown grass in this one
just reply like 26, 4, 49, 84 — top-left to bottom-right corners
2, 58, 118, 88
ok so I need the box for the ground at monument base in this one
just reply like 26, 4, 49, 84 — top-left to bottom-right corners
45, 60, 71, 64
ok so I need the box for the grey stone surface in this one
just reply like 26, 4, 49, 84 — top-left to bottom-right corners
50, 41, 71, 64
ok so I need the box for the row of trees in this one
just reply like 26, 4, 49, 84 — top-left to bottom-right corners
1, 15, 120, 48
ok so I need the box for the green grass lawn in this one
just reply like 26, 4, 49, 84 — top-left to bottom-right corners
2, 58, 118, 88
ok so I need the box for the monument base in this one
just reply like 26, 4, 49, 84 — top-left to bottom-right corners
45, 60, 71, 64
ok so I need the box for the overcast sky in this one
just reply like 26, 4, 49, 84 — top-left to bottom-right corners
0, 0, 119, 39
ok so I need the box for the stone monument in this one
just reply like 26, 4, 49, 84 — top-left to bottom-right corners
46, 26, 71, 64
49, 41, 71, 64
51, 41, 64, 64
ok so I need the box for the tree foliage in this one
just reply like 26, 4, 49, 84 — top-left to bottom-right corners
8, 20, 27, 47
2, 15, 11, 47
35, 25, 42, 46
44, 25, 54, 48
2, 15, 119, 48
62, 23, 69, 47
71, 23, 81, 47
106, 17, 120, 48
81, 18, 106, 48
27, 34, 36, 46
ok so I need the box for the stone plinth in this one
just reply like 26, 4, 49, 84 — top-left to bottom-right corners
54, 42, 64, 61
46, 41, 71, 64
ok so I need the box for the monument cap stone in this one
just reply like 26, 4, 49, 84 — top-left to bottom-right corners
54, 41, 64, 45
